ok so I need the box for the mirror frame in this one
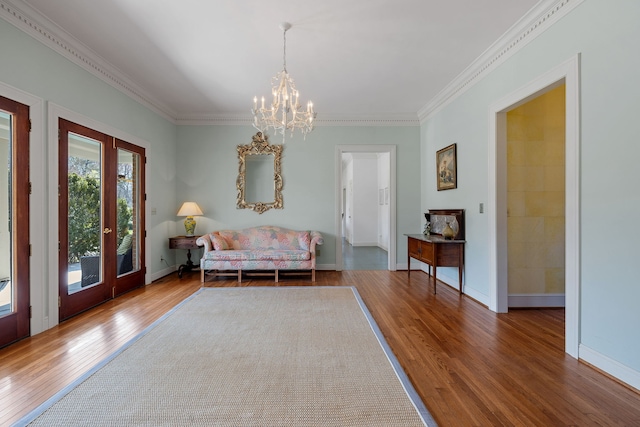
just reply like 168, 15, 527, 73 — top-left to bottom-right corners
236, 132, 283, 214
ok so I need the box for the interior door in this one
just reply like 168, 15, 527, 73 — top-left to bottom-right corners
0, 96, 30, 348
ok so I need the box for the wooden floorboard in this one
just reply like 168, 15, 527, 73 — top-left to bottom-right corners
1, 270, 639, 426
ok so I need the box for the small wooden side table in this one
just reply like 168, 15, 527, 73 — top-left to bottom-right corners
169, 235, 199, 278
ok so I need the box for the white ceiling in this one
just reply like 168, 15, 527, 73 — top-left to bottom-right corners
17, 0, 541, 122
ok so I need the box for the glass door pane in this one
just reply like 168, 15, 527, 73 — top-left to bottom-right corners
67, 133, 102, 294
0, 95, 29, 347
0, 111, 12, 316
113, 139, 145, 297
116, 148, 138, 277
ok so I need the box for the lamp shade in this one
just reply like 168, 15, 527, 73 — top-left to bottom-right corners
177, 202, 203, 217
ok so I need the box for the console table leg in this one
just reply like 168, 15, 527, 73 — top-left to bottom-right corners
433, 265, 437, 294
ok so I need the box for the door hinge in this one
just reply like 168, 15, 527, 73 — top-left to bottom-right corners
29, 306, 32, 318
28, 119, 32, 132
144, 230, 147, 238
28, 182, 32, 194
29, 244, 32, 256
144, 193, 147, 201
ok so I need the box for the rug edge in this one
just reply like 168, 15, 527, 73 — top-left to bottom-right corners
12, 288, 207, 427
14, 286, 438, 427
349, 287, 439, 427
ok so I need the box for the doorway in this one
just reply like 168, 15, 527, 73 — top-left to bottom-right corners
58, 118, 146, 320
506, 84, 566, 307
488, 55, 580, 357
335, 145, 396, 271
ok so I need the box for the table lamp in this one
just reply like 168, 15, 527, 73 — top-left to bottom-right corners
177, 202, 204, 236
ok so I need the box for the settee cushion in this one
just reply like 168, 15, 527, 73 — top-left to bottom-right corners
204, 249, 310, 262
210, 233, 229, 251
217, 227, 309, 251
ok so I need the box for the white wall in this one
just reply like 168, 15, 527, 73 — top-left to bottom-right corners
343, 158, 354, 243
421, 0, 640, 386
351, 155, 379, 246
378, 153, 390, 250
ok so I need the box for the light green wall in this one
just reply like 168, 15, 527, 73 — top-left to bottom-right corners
421, 0, 640, 374
0, 17, 177, 298
175, 125, 421, 267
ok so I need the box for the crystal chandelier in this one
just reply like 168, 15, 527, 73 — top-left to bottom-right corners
252, 22, 316, 142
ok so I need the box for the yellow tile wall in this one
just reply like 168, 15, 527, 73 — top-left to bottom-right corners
506, 84, 565, 295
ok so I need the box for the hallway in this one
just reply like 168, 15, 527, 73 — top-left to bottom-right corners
342, 238, 388, 270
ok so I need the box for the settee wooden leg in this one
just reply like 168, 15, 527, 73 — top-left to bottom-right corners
238, 270, 242, 283
312, 269, 316, 282
200, 269, 205, 283
275, 270, 279, 283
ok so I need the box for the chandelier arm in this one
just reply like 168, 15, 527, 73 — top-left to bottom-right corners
252, 22, 316, 141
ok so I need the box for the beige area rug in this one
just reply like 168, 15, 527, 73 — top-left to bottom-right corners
18, 287, 436, 426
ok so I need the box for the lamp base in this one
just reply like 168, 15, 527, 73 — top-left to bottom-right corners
184, 216, 196, 237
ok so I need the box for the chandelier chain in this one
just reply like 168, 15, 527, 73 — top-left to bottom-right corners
282, 28, 287, 72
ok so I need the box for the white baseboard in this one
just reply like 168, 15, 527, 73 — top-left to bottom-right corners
351, 242, 379, 247
397, 262, 409, 270
580, 344, 640, 392
150, 265, 177, 282
508, 293, 565, 308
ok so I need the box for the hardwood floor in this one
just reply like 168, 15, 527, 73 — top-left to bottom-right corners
1, 270, 639, 426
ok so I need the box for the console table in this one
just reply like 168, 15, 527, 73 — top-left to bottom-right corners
169, 235, 199, 278
406, 234, 465, 294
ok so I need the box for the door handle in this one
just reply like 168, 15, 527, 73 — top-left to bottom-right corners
103, 227, 113, 234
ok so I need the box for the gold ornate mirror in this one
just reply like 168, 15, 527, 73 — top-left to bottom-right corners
236, 132, 283, 214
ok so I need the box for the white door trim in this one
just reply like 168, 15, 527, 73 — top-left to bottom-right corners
335, 145, 397, 271
488, 54, 581, 358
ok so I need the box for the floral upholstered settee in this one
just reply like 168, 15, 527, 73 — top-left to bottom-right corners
196, 226, 323, 283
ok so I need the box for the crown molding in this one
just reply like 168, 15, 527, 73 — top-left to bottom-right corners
174, 115, 252, 126
0, 0, 178, 122
314, 113, 420, 127
175, 113, 420, 127
417, 0, 584, 123
0, 0, 419, 128
1, 0, 583, 128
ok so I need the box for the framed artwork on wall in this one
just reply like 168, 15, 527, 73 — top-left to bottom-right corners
436, 143, 457, 191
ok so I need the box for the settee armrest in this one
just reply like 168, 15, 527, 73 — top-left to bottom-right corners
310, 231, 324, 253
196, 234, 212, 253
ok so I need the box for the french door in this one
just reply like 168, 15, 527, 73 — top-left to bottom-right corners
58, 119, 145, 321
0, 96, 30, 348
